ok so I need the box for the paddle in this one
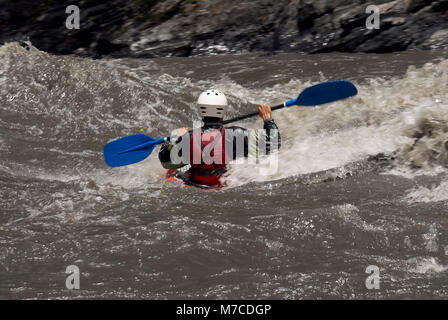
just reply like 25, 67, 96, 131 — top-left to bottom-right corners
104, 134, 166, 167
223, 79, 357, 124
103, 80, 358, 167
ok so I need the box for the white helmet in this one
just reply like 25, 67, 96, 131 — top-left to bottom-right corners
197, 89, 228, 119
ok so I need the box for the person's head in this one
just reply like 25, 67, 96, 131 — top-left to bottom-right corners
197, 89, 228, 124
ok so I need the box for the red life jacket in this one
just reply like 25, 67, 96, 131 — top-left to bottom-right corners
188, 127, 230, 187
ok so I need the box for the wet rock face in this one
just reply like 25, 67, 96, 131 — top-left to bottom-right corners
1, 0, 447, 57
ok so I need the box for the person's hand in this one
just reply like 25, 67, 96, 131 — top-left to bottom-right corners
176, 127, 190, 137
258, 105, 272, 121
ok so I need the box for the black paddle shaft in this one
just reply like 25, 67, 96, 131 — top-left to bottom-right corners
222, 103, 285, 125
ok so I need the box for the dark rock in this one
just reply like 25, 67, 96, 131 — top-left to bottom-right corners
1, 0, 447, 58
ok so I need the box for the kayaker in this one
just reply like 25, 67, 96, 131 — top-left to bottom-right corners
158, 89, 281, 188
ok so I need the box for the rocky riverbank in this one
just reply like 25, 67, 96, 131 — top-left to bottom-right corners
1, 0, 448, 58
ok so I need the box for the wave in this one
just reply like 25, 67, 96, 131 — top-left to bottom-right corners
1, 41, 447, 191
224, 59, 448, 186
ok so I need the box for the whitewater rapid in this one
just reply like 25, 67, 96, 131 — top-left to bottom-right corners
1, 42, 448, 299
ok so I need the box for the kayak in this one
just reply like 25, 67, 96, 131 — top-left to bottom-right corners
165, 165, 221, 190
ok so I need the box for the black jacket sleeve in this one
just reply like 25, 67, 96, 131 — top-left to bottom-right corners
226, 118, 281, 160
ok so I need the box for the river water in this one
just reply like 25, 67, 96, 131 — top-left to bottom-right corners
1, 41, 447, 299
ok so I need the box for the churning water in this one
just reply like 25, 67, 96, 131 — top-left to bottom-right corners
0, 41, 447, 298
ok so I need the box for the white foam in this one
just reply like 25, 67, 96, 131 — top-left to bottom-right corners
222, 59, 448, 186
408, 257, 448, 274
404, 180, 448, 204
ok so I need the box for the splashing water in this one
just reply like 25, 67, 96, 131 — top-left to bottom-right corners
1, 42, 448, 299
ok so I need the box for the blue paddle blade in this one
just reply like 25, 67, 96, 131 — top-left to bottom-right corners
286, 80, 358, 107
103, 134, 165, 167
